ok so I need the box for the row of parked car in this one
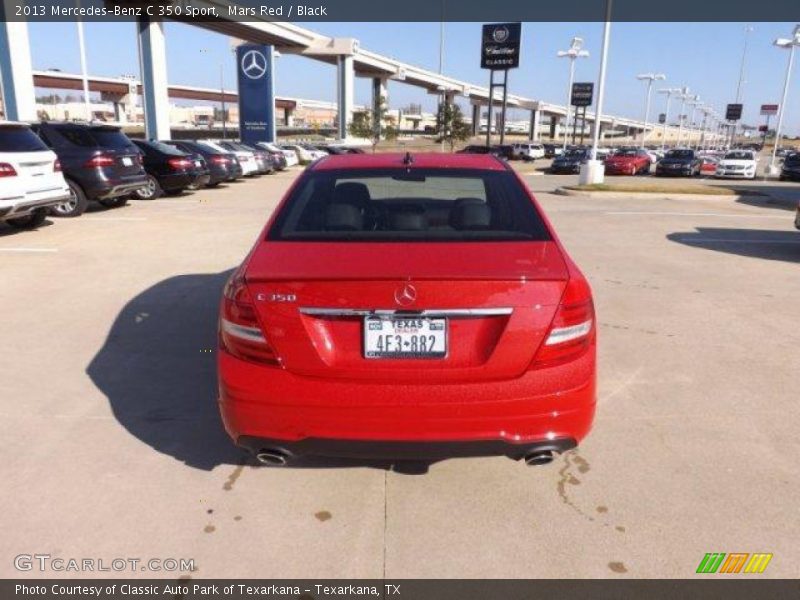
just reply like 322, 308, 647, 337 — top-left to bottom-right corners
0, 121, 366, 228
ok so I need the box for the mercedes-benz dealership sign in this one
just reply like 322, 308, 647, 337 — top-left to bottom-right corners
481, 22, 521, 70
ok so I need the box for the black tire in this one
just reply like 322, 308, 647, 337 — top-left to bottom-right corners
98, 197, 129, 209
132, 175, 162, 200
51, 180, 89, 218
205, 181, 221, 188
6, 207, 48, 229
163, 188, 185, 196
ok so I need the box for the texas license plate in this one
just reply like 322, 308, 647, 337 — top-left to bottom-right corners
122, 156, 133, 166
363, 317, 447, 359
195, 160, 202, 168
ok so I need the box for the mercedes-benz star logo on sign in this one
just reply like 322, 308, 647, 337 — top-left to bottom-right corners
492, 26, 510, 43
394, 284, 417, 307
241, 49, 268, 80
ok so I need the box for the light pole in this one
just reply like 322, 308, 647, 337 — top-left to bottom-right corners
687, 96, 702, 148
557, 37, 590, 151
732, 25, 754, 144
580, 0, 612, 184
75, 15, 92, 122
658, 87, 681, 150
675, 87, 690, 147
698, 106, 712, 150
768, 25, 800, 174
636, 73, 665, 148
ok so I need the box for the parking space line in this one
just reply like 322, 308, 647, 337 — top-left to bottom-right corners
0, 247, 58, 253
688, 238, 800, 244
80, 217, 148, 222
605, 211, 789, 219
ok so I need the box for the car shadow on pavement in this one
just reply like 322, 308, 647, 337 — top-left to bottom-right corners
87, 269, 435, 474
667, 227, 800, 264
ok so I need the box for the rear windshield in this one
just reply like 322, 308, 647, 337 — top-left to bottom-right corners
0, 126, 49, 152
724, 151, 753, 160
665, 149, 694, 159
268, 168, 551, 242
52, 126, 132, 149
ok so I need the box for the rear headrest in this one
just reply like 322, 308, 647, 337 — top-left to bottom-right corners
332, 182, 371, 207
389, 205, 427, 231
324, 202, 363, 231
450, 198, 491, 230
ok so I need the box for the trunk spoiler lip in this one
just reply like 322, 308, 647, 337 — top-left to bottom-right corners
298, 307, 514, 317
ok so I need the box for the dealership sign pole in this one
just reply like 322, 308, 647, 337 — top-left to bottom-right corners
481, 23, 521, 147
236, 43, 276, 144
760, 104, 778, 146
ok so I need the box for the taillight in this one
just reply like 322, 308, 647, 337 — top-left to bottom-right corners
167, 157, 193, 170
532, 278, 595, 368
54, 159, 62, 172
84, 154, 115, 168
211, 156, 230, 165
0, 163, 18, 177
220, 272, 278, 365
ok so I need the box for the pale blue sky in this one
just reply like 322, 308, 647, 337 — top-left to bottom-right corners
27, 21, 800, 134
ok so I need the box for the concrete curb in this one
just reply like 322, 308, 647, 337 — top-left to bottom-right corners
554, 187, 764, 201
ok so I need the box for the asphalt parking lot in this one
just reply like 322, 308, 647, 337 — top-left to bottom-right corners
1, 165, 798, 579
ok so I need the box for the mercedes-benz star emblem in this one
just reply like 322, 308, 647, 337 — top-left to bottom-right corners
394, 284, 417, 307
492, 26, 510, 43
241, 49, 268, 80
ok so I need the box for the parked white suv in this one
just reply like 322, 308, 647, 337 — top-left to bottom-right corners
0, 122, 70, 230
512, 142, 545, 161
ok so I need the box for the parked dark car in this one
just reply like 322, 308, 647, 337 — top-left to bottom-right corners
162, 140, 241, 186
779, 152, 800, 182
491, 145, 515, 161
457, 145, 503, 157
130, 140, 200, 199
240, 142, 285, 171
549, 148, 589, 174
542, 144, 563, 159
249, 144, 287, 170
31, 122, 148, 217
217, 141, 274, 175
655, 149, 702, 177
324, 145, 366, 155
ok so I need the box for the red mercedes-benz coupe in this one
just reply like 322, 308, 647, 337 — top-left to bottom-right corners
218, 153, 596, 466
604, 147, 652, 175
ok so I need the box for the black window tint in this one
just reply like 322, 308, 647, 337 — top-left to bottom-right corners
53, 127, 97, 147
90, 128, 133, 149
0, 126, 49, 152
268, 168, 551, 242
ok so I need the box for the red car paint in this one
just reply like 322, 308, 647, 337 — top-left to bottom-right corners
604, 149, 651, 175
217, 153, 596, 463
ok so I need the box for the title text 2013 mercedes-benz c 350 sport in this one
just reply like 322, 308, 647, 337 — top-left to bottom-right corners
217, 153, 596, 467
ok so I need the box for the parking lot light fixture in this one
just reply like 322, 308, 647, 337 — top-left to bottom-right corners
769, 25, 800, 172
658, 87, 681, 150
687, 97, 703, 148
675, 88, 691, 146
557, 37, 590, 151
636, 73, 665, 148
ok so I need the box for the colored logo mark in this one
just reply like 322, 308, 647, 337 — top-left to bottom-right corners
696, 553, 772, 574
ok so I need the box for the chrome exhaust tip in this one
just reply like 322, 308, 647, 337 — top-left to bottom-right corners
524, 451, 554, 466
255, 450, 288, 466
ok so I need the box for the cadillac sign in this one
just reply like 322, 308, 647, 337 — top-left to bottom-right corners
481, 22, 521, 70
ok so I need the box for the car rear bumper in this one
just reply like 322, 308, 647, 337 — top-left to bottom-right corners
81, 175, 148, 200
0, 188, 70, 219
218, 349, 596, 459
158, 172, 195, 191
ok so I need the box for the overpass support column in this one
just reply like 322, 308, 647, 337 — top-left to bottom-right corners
528, 109, 541, 141
0, 21, 36, 121
372, 77, 388, 138
471, 103, 480, 136
284, 107, 294, 127
136, 16, 171, 140
549, 116, 558, 140
336, 55, 354, 140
